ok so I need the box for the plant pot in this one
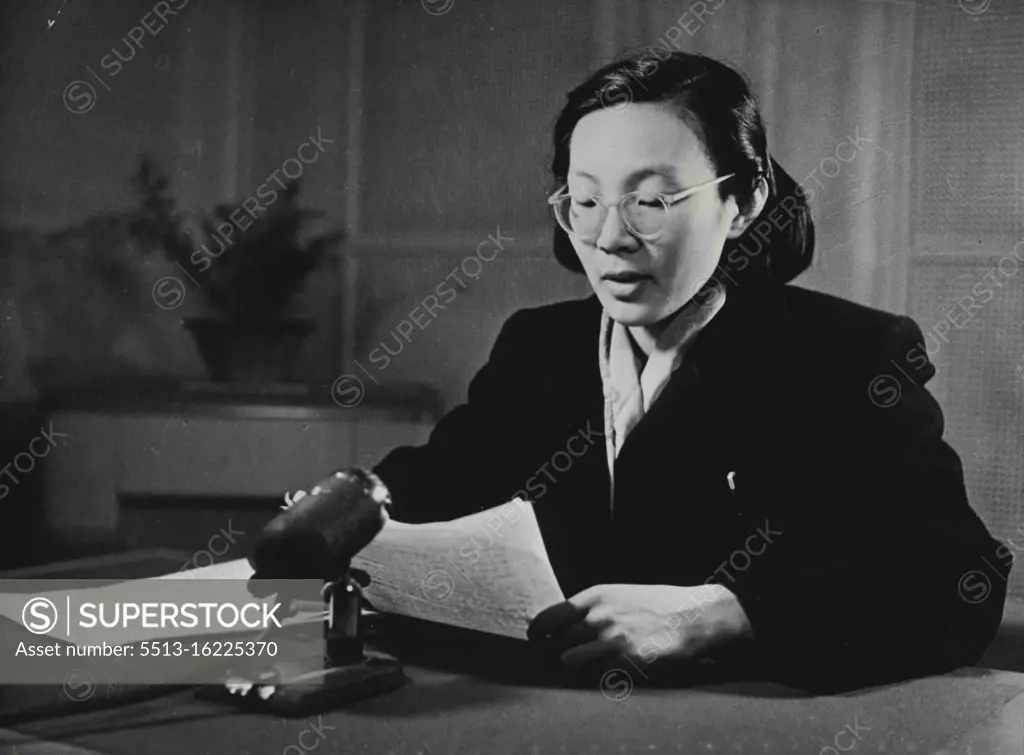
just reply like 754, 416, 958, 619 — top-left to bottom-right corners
184, 316, 315, 384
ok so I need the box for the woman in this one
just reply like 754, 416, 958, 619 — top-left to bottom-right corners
366, 51, 1008, 692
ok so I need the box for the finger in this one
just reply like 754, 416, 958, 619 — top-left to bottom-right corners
528, 601, 588, 642
566, 585, 604, 611
560, 638, 622, 669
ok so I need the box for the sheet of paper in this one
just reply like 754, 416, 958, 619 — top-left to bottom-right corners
153, 558, 254, 580
351, 498, 565, 640
0, 500, 563, 644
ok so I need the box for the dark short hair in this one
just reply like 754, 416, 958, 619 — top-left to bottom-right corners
550, 50, 814, 287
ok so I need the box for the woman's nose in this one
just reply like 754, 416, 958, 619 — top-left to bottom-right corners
594, 203, 639, 253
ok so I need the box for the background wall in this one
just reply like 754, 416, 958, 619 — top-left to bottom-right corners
1, 0, 1022, 586
0, 0, 920, 406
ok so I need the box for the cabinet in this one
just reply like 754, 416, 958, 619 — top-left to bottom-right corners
40, 383, 437, 556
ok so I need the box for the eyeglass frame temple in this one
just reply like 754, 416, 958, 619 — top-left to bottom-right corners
661, 172, 735, 205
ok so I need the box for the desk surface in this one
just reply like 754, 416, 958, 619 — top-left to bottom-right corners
2, 553, 1023, 755
2, 665, 1023, 754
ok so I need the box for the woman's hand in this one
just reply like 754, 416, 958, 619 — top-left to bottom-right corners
527, 583, 753, 672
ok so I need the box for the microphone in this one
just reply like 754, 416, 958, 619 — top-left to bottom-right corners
248, 468, 391, 593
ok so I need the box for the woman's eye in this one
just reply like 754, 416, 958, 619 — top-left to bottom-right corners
634, 195, 662, 208
571, 197, 598, 209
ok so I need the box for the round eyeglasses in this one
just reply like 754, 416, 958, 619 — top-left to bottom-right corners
547, 173, 735, 242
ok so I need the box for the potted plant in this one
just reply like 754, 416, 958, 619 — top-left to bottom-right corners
130, 158, 344, 383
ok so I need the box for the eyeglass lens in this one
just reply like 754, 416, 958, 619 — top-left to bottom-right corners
555, 194, 665, 240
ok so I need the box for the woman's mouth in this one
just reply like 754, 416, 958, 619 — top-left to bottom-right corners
601, 271, 650, 283
601, 271, 652, 298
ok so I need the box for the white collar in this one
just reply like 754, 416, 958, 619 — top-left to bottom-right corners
598, 282, 727, 493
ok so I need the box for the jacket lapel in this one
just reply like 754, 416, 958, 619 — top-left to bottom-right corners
614, 285, 793, 488
540, 289, 794, 589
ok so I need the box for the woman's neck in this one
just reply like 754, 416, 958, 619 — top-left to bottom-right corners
626, 324, 660, 358
627, 307, 683, 357
626, 282, 726, 357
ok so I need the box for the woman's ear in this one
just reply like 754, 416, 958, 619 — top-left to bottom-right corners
726, 176, 769, 239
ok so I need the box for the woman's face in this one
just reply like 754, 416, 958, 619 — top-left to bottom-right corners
567, 103, 741, 326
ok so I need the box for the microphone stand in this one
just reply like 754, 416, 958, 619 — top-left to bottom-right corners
197, 469, 407, 716
196, 568, 405, 716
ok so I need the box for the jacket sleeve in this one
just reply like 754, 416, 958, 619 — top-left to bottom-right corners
726, 315, 1010, 693
372, 309, 537, 523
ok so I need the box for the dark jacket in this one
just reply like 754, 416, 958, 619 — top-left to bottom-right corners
373, 283, 1010, 692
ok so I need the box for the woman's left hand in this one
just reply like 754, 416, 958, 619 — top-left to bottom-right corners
527, 583, 753, 670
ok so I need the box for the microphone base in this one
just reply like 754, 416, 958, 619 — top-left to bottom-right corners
196, 651, 406, 716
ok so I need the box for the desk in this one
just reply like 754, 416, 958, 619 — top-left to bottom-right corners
2, 665, 1023, 754
2, 554, 1023, 755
